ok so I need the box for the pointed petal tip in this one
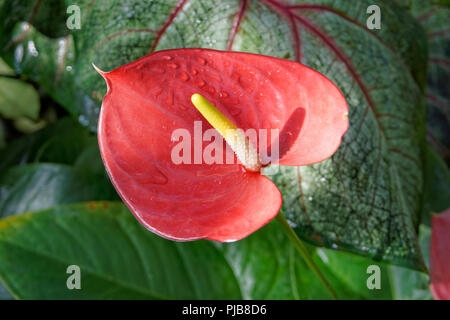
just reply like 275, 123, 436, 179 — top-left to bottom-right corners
92, 63, 107, 77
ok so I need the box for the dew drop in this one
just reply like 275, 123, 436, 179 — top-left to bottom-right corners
78, 115, 89, 126
27, 41, 39, 57
219, 91, 228, 98
167, 62, 179, 69
231, 73, 240, 82
166, 92, 174, 106
197, 57, 207, 65
179, 71, 189, 82
208, 87, 215, 94
143, 168, 168, 185
230, 107, 241, 116
162, 55, 173, 60
14, 44, 24, 64
191, 69, 198, 75
197, 79, 206, 87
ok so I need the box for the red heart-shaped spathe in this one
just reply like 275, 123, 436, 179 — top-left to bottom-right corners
97, 49, 348, 241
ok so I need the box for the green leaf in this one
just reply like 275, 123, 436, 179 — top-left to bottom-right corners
0, 57, 14, 75
0, 55, 40, 122
0, 117, 5, 149
0, 202, 243, 299
0, 77, 39, 120
219, 221, 396, 300
0, 1, 428, 269
387, 224, 432, 300
0, 201, 399, 299
217, 221, 335, 299
0, 281, 13, 300
312, 248, 393, 299
422, 145, 450, 223
0, 117, 92, 173
0, 163, 118, 218
410, 0, 450, 161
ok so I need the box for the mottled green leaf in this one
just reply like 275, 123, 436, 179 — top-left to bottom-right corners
0, 1, 428, 269
410, 0, 450, 162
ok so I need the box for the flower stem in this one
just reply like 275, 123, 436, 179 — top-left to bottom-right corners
275, 212, 339, 300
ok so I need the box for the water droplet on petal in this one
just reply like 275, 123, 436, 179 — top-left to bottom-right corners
162, 55, 173, 60
191, 69, 198, 75
197, 57, 207, 65
230, 107, 241, 116
231, 73, 240, 82
197, 79, 205, 87
220, 91, 228, 98
167, 62, 179, 69
179, 71, 189, 82
229, 98, 239, 105
144, 168, 168, 185
166, 93, 174, 106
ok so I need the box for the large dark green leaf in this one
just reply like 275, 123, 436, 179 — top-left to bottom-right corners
0, 202, 242, 299
0, 201, 398, 299
0, 163, 118, 218
0, 1, 428, 269
387, 225, 433, 300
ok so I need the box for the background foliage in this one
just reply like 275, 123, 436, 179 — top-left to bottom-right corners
0, 0, 448, 299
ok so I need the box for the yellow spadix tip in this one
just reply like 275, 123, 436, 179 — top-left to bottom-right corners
191, 93, 261, 172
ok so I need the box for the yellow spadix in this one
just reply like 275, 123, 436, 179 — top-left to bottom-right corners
191, 93, 261, 172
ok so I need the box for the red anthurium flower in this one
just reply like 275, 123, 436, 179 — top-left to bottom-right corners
430, 209, 450, 300
97, 48, 348, 242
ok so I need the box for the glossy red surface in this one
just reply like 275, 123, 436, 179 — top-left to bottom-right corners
97, 49, 348, 241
